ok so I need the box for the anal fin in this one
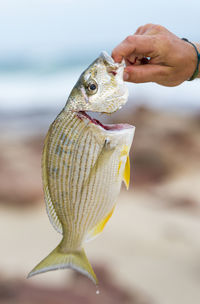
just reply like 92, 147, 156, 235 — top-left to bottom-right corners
86, 206, 115, 242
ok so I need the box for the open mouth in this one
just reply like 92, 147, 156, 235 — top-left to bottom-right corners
77, 111, 133, 131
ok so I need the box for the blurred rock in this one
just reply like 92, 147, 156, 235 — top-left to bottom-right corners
131, 150, 170, 185
111, 106, 200, 186
0, 135, 44, 207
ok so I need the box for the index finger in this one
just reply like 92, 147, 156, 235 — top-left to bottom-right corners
112, 35, 157, 63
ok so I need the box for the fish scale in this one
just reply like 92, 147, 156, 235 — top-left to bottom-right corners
28, 51, 135, 284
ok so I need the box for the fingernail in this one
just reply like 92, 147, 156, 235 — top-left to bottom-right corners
123, 72, 129, 81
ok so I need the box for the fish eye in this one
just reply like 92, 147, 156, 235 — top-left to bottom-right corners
86, 80, 98, 95
89, 83, 96, 91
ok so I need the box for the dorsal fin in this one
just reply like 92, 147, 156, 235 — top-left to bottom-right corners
44, 185, 63, 234
42, 130, 63, 234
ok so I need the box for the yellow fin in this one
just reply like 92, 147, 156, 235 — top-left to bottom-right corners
28, 243, 97, 284
123, 155, 130, 189
86, 206, 115, 242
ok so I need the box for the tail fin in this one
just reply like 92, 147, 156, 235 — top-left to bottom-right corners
27, 245, 97, 284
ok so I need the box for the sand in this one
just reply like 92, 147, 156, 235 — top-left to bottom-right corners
1, 189, 200, 304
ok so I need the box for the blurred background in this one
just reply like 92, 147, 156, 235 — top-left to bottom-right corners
0, 0, 200, 303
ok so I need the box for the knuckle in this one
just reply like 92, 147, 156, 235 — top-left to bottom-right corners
137, 25, 144, 32
153, 24, 163, 31
149, 24, 166, 34
125, 35, 134, 43
144, 23, 154, 28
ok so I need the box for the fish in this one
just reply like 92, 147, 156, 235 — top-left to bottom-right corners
28, 51, 135, 284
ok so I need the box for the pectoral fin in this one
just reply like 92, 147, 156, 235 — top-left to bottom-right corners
123, 155, 130, 189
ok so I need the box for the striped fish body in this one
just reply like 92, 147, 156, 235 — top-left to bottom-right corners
28, 51, 135, 284
28, 109, 134, 283
45, 110, 134, 243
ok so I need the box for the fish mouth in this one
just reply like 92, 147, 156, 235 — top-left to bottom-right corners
100, 51, 125, 69
77, 111, 133, 132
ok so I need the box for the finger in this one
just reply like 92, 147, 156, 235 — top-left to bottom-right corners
112, 35, 157, 63
123, 64, 171, 83
126, 54, 138, 64
127, 54, 145, 66
125, 58, 132, 66
134, 23, 155, 35
134, 25, 144, 35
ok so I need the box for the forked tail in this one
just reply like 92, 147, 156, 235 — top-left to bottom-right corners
27, 243, 97, 284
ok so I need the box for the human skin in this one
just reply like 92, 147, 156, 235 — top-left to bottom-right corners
112, 24, 200, 86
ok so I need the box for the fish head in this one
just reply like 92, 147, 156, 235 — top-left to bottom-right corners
66, 51, 128, 113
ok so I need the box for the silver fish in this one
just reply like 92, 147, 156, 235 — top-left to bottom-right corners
28, 51, 135, 284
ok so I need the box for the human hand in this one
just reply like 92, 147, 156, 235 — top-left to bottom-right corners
112, 24, 200, 86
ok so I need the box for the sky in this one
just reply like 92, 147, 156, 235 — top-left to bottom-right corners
0, 0, 200, 113
1, 0, 200, 60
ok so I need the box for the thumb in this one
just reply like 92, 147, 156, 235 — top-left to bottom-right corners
124, 64, 170, 84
